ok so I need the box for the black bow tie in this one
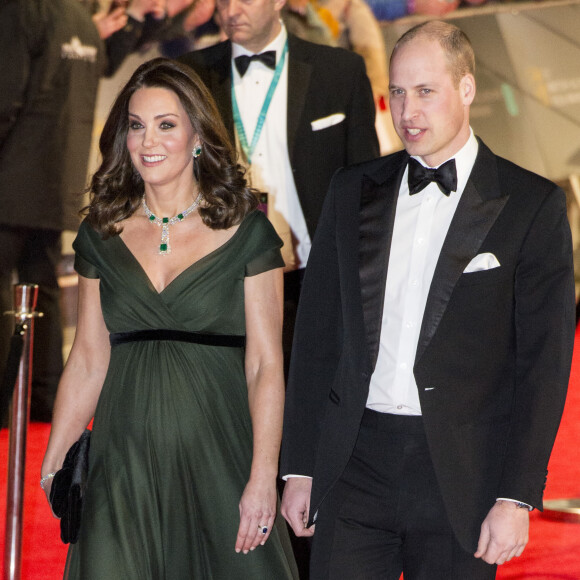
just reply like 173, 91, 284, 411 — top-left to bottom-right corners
234, 51, 276, 77
408, 158, 457, 196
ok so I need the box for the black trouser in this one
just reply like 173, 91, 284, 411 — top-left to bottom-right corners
311, 409, 497, 580
0, 226, 64, 422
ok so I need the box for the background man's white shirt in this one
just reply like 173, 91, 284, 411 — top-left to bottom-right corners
232, 26, 311, 271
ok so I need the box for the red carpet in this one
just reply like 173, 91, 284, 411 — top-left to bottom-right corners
496, 325, 580, 580
0, 423, 67, 578
2, 335, 580, 578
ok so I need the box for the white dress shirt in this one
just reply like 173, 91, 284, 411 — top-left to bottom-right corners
232, 25, 311, 271
366, 131, 479, 415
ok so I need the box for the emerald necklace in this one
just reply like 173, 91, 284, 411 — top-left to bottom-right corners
142, 192, 202, 255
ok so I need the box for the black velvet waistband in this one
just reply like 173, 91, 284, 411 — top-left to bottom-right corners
109, 329, 246, 348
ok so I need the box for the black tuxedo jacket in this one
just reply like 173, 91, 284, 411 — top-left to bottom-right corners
280, 139, 575, 551
178, 35, 379, 239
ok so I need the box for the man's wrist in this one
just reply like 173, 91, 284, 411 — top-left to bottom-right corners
282, 474, 313, 481
496, 498, 534, 511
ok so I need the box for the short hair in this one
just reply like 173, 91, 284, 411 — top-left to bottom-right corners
390, 21, 475, 87
85, 57, 257, 237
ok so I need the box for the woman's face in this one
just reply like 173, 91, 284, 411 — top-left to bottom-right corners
127, 87, 198, 189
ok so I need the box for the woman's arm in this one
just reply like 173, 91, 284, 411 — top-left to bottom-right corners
41, 275, 111, 501
235, 266, 284, 554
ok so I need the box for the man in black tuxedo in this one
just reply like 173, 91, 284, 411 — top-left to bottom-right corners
280, 20, 575, 579
178, 0, 379, 378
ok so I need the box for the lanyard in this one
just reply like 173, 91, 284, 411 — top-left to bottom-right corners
231, 40, 288, 165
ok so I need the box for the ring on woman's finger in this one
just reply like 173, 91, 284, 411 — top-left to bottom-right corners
258, 525, 268, 534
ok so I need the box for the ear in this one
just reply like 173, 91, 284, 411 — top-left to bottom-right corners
460, 74, 476, 106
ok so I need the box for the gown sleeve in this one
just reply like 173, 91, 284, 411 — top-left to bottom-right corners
244, 211, 286, 277
72, 220, 100, 279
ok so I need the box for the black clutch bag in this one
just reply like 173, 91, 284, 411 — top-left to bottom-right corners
49, 429, 91, 544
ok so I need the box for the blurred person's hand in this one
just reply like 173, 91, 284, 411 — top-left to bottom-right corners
127, 0, 167, 21
183, 0, 215, 31
92, 7, 128, 39
286, 0, 309, 15
166, 0, 193, 17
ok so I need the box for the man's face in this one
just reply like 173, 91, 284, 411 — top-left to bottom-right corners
216, 0, 285, 53
389, 37, 475, 167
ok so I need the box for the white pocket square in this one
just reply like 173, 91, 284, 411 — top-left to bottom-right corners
463, 253, 501, 273
311, 113, 345, 131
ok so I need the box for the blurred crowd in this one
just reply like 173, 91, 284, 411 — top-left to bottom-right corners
95, 0, 392, 114
92, 0, 506, 79
94, 0, 402, 152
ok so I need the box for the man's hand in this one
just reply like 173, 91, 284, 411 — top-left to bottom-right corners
474, 500, 530, 565
281, 477, 315, 537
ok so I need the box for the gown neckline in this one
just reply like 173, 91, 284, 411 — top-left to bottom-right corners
114, 212, 253, 295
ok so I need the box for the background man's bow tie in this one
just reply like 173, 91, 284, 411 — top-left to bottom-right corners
407, 157, 457, 196
234, 51, 276, 76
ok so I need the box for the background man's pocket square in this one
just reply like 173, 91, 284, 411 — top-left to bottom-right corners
463, 253, 501, 273
311, 113, 346, 131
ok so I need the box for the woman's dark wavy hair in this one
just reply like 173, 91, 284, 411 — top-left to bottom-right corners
85, 57, 258, 237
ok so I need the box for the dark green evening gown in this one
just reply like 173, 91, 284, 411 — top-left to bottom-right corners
64, 210, 298, 579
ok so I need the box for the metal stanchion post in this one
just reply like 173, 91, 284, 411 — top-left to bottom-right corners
3, 284, 42, 580
542, 498, 580, 523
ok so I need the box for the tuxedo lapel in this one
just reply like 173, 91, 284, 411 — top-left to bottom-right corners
415, 143, 509, 363
286, 36, 311, 162
358, 154, 407, 368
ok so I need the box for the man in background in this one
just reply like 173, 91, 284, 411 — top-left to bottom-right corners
179, 0, 379, 378
0, 0, 105, 422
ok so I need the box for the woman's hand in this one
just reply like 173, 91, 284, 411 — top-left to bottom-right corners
235, 477, 277, 554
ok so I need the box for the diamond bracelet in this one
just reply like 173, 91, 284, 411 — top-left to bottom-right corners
40, 472, 56, 490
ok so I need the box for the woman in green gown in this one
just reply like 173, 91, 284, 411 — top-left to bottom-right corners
41, 58, 298, 579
